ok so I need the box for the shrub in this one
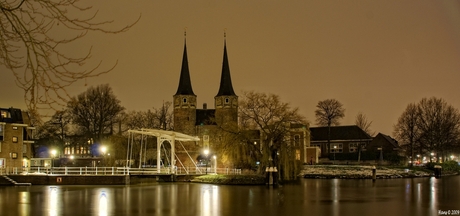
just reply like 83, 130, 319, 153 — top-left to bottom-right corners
441, 160, 460, 172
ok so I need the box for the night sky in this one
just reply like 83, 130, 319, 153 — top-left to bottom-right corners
1, 0, 460, 135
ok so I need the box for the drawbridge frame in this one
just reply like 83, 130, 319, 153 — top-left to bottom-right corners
126, 129, 200, 174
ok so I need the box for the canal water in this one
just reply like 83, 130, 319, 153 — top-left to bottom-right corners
1, 175, 459, 216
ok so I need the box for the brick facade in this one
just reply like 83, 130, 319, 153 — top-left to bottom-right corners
0, 108, 35, 171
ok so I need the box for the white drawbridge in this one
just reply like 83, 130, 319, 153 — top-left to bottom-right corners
126, 129, 200, 174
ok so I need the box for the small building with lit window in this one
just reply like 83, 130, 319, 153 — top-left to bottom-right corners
309, 125, 372, 160
0, 107, 35, 172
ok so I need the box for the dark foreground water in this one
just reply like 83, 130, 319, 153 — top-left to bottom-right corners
1, 176, 459, 216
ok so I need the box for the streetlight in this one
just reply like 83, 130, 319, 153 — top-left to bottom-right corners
204, 149, 209, 174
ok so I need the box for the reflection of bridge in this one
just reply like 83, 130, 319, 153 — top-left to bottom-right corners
126, 129, 203, 174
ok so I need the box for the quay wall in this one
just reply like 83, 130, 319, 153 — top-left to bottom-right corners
1, 174, 199, 186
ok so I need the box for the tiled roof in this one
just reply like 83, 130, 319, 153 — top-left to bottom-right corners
377, 133, 399, 148
310, 125, 372, 141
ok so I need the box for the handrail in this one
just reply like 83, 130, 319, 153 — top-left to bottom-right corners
1, 166, 242, 176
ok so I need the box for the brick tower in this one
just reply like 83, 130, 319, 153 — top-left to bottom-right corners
173, 37, 197, 136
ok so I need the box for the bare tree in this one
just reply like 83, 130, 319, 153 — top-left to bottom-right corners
238, 91, 307, 180
393, 103, 420, 165
124, 110, 156, 130
394, 97, 460, 163
67, 84, 124, 141
0, 0, 139, 117
35, 109, 73, 154
355, 112, 374, 136
315, 99, 345, 150
154, 101, 173, 130
417, 97, 460, 161
124, 102, 173, 131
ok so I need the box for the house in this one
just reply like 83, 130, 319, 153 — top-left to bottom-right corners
0, 107, 35, 172
367, 133, 400, 153
309, 125, 372, 159
367, 133, 402, 164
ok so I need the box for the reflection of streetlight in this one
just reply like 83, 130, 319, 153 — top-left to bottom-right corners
204, 149, 209, 174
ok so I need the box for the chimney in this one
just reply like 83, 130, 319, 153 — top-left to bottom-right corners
203, 103, 207, 110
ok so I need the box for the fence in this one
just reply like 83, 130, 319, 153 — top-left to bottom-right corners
1, 166, 242, 176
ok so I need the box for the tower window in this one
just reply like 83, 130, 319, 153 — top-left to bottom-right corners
183, 98, 187, 103
225, 98, 229, 103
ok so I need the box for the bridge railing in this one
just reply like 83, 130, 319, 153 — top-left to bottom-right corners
1, 166, 242, 176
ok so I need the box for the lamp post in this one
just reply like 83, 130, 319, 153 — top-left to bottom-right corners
333, 145, 337, 164
204, 149, 209, 174
101, 146, 107, 166
51, 149, 57, 174
213, 155, 217, 174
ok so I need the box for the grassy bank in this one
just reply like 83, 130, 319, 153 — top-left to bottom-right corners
191, 174, 265, 185
300, 165, 436, 179
189, 164, 459, 185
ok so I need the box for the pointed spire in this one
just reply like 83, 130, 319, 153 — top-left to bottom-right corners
216, 31, 236, 97
175, 33, 195, 96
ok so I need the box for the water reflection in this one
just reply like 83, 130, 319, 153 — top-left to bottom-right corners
18, 191, 30, 215
48, 186, 59, 216
1, 176, 459, 216
201, 185, 219, 216
98, 190, 108, 216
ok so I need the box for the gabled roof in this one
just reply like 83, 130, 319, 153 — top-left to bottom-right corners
196, 109, 216, 126
310, 125, 372, 141
374, 133, 399, 148
216, 38, 236, 97
175, 41, 195, 96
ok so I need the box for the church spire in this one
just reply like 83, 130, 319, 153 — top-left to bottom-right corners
216, 31, 236, 97
175, 30, 195, 96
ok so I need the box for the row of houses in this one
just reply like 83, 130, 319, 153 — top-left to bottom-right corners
0, 107, 402, 170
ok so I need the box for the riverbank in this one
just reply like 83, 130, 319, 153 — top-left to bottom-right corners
191, 165, 449, 184
300, 165, 434, 179
190, 174, 266, 185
